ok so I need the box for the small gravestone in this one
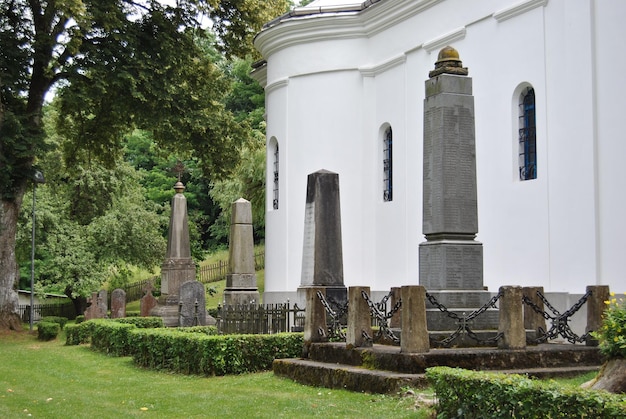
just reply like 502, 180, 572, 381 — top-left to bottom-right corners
84, 291, 107, 320
179, 281, 206, 327
140, 281, 158, 317
110, 289, 126, 319
97, 289, 108, 316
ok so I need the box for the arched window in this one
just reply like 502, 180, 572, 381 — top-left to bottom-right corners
273, 142, 279, 209
519, 88, 536, 180
383, 127, 393, 201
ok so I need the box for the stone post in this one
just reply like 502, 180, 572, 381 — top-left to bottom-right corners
522, 286, 546, 341
400, 286, 430, 353
346, 286, 372, 349
498, 286, 526, 349
303, 287, 327, 358
585, 285, 610, 347
389, 287, 401, 328
223, 198, 260, 306
298, 170, 347, 305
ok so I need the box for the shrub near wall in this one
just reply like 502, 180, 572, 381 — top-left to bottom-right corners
130, 330, 303, 376
426, 367, 626, 418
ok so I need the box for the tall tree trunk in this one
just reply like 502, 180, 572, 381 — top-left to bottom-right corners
0, 196, 24, 330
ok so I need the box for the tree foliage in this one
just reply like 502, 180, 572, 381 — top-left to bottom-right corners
1, 0, 288, 328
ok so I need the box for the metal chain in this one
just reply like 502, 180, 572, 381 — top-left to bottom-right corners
523, 289, 592, 344
316, 291, 347, 341
361, 290, 400, 343
426, 290, 503, 347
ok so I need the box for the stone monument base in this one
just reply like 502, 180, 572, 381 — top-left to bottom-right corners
150, 295, 180, 327
297, 285, 347, 309
223, 289, 261, 306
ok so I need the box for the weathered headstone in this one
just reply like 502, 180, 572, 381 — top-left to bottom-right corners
298, 170, 347, 305
179, 280, 207, 327
419, 46, 498, 335
140, 281, 158, 317
84, 291, 107, 320
223, 198, 260, 306
110, 288, 126, 319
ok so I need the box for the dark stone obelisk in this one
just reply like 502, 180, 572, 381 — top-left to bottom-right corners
151, 180, 196, 326
298, 170, 347, 305
419, 47, 496, 333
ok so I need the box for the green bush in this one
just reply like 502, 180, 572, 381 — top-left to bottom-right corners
125, 311, 140, 317
177, 326, 219, 335
131, 330, 303, 375
593, 292, 626, 359
112, 317, 164, 329
75, 315, 85, 324
40, 316, 68, 329
90, 320, 138, 356
65, 321, 97, 345
37, 321, 60, 341
426, 367, 626, 418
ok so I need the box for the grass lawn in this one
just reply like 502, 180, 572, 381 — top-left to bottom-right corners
0, 330, 430, 418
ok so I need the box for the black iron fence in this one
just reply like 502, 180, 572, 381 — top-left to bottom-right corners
123, 251, 265, 302
18, 302, 76, 323
217, 301, 304, 335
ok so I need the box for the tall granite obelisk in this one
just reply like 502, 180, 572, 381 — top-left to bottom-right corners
419, 47, 496, 332
298, 170, 347, 305
151, 179, 196, 326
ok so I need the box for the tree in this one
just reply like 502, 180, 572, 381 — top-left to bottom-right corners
0, 0, 288, 329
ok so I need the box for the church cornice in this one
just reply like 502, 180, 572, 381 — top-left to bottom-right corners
254, 0, 444, 57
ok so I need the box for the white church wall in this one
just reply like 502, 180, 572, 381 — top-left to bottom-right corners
258, 0, 626, 305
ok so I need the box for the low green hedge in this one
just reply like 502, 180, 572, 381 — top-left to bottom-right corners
40, 316, 68, 329
111, 317, 164, 329
37, 321, 60, 341
131, 330, 303, 375
65, 317, 164, 346
90, 320, 137, 356
426, 366, 626, 418
177, 326, 219, 335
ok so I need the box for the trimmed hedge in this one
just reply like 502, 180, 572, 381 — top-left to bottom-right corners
90, 320, 137, 356
65, 317, 163, 346
177, 326, 219, 335
426, 366, 626, 418
37, 321, 60, 341
40, 316, 68, 330
131, 330, 303, 375
111, 317, 164, 329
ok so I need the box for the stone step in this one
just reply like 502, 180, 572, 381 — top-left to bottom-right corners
273, 358, 428, 394
307, 342, 603, 374
273, 358, 600, 394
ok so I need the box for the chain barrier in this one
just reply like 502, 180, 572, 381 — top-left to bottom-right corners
316, 291, 347, 341
522, 289, 592, 344
361, 290, 401, 344
425, 291, 503, 347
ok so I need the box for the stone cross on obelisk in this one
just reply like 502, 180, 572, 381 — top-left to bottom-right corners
151, 162, 197, 326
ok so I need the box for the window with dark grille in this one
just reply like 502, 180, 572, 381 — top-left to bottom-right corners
383, 127, 393, 201
519, 88, 536, 180
273, 144, 279, 209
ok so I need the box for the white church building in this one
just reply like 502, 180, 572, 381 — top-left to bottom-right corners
252, 0, 626, 305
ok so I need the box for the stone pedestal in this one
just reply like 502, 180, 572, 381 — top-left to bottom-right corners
223, 198, 260, 306
298, 170, 347, 305
523, 286, 547, 337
